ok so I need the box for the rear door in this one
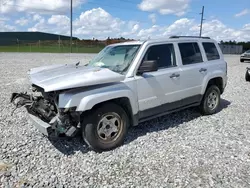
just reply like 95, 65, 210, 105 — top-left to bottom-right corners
201, 41, 227, 90
177, 42, 206, 105
201, 41, 224, 73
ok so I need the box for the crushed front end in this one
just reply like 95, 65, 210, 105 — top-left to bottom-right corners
10, 85, 80, 137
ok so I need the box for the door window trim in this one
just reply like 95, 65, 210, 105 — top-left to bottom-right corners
136, 42, 178, 74
202, 42, 221, 61
177, 42, 204, 66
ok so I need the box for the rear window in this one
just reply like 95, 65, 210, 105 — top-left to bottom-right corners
178, 43, 203, 65
202, 42, 220, 61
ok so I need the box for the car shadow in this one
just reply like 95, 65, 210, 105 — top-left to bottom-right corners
48, 136, 90, 155
217, 98, 231, 112
48, 98, 231, 155
125, 98, 231, 145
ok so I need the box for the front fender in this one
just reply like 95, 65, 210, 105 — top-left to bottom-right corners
58, 83, 138, 115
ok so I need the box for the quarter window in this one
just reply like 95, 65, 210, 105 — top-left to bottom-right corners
178, 43, 203, 65
143, 44, 176, 68
202, 42, 220, 61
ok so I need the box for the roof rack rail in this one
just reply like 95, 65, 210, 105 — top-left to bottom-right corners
169, 36, 210, 39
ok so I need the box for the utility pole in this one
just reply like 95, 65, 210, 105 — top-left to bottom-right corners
199, 6, 205, 37
70, 0, 73, 53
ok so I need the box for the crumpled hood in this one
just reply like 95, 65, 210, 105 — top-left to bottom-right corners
28, 63, 125, 92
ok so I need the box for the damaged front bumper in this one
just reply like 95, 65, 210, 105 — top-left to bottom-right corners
10, 92, 80, 137
29, 114, 53, 136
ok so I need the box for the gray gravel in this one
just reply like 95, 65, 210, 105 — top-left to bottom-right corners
1, 53, 250, 187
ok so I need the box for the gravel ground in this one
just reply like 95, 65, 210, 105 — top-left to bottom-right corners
1, 53, 250, 187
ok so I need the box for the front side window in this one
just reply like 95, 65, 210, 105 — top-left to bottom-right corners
202, 42, 220, 61
178, 42, 203, 65
88, 45, 140, 74
142, 44, 176, 69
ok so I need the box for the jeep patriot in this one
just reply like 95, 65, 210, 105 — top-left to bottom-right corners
11, 36, 228, 152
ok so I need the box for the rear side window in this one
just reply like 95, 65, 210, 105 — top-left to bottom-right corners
178, 43, 203, 65
202, 42, 220, 61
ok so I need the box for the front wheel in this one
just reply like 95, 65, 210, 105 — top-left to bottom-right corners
199, 85, 221, 115
81, 102, 129, 152
240, 59, 244, 63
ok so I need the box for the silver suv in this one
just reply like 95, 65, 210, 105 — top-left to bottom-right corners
11, 36, 228, 152
240, 50, 250, 62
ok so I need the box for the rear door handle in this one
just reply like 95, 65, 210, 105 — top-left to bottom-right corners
170, 73, 180, 78
199, 68, 207, 72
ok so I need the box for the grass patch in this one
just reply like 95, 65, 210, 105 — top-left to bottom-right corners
0, 45, 104, 53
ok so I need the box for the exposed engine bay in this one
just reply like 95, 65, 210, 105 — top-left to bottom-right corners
10, 85, 80, 137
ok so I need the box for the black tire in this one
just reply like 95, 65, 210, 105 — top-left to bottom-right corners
240, 59, 244, 63
246, 70, 250, 82
81, 102, 129, 152
199, 85, 221, 115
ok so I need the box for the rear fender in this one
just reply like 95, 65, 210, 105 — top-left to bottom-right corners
201, 71, 226, 94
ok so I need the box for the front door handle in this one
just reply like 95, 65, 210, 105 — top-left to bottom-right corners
170, 73, 180, 78
199, 68, 207, 72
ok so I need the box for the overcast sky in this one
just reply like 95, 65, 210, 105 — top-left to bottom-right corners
0, 0, 249, 41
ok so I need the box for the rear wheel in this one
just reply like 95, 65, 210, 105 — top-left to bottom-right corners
199, 85, 221, 115
81, 102, 129, 152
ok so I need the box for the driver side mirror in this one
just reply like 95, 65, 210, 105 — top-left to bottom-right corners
137, 60, 158, 75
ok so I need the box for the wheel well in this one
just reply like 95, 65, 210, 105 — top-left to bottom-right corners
84, 97, 135, 126
207, 77, 223, 94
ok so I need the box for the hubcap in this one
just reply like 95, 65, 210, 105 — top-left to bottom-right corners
207, 91, 219, 110
97, 112, 122, 142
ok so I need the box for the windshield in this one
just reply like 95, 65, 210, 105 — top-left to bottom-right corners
246, 50, 250, 53
87, 45, 140, 74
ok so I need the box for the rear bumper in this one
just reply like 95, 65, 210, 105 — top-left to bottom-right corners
28, 114, 53, 136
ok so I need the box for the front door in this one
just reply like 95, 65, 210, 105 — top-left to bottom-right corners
135, 43, 183, 119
